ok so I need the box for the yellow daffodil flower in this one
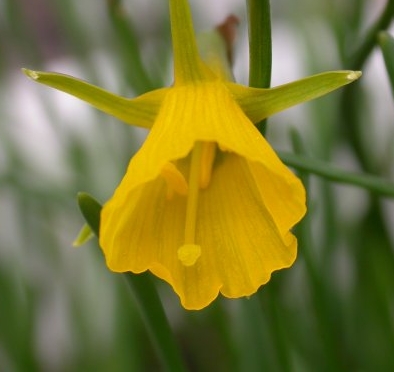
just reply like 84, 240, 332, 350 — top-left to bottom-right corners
23, 0, 361, 309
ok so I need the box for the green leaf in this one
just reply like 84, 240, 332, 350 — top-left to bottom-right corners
73, 223, 95, 247
347, 0, 394, 69
107, 0, 155, 93
229, 70, 362, 123
77, 192, 102, 237
22, 68, 166, 128
76, 192, 186, 371
279, 152, 394, 198
378, 31, 394, 96
124, 273, 187, 372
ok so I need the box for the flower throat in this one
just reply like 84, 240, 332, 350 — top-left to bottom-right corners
161, 141, 216, 266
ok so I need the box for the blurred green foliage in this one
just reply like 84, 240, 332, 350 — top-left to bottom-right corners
1, 0, 394, 371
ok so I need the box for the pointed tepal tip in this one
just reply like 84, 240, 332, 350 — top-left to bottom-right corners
22, 68, 39, 80
347, 71, 362, 81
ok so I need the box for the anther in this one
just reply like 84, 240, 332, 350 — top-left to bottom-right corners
161, 162, 188, 199
199, 142, 216, 189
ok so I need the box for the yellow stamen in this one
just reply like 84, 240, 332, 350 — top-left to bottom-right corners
199, 142, 216, 189
177, 141, 217, 266
184, 142, 203, 244
178, 141, 204, 266
161, 162, 188, 199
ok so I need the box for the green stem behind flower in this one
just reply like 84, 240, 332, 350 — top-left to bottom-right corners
169, 0, 210, 84
247, 0, 272, 135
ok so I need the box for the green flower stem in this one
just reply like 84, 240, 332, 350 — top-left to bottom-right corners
170, 0, 206, 84
247, 0, 272, 135
76, 193, 187, 372
246, 4, 292, 365
279, 152, 394, 198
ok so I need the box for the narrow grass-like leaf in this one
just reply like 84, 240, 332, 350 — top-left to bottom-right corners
378, 31, 394, 96
124, 273, 187, 372
279, 152, 394, 197
347, 0, 394, 69
290, 131, 344, 370
77, 192, 102, 236
107, 0, 155, 93
76, 192, 186, 371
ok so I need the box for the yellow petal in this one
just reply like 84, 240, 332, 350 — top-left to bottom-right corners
110, 81, 304, 201
100, 150, 300, 309
248, 161, 305, 238
101, 176, 184, 276
194, 153, 298, 303
100, 80, 306, 309
228, 71, 361, 123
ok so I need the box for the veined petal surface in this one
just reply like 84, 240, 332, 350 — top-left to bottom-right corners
229, 71, 361, 123
100, 80, 306, 309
